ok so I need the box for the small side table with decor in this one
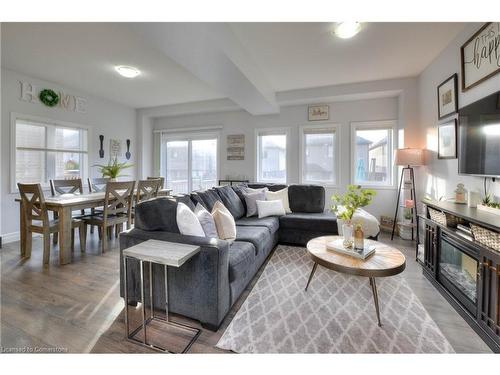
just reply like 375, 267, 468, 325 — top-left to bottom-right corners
123, 239, 201, 353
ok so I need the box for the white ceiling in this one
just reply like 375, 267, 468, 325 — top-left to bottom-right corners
1, 23, 224, 108
1, 22, 466, 110
230, 22, 466, 91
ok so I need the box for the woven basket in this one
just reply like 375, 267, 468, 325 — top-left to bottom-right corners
470, 224, 500, 252
428, 208, 459, 228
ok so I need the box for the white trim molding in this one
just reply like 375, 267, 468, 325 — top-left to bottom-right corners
1, 231, 41, 245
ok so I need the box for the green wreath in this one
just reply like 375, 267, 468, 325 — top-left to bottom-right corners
39, 89, 59, 107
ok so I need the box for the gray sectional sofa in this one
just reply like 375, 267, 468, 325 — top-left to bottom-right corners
119, 183, 338, 330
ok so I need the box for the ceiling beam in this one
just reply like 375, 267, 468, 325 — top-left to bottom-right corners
131, 23, 279, 115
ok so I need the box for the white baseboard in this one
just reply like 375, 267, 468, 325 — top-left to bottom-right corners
2, 231, 20, 244
1, 231, 41, 244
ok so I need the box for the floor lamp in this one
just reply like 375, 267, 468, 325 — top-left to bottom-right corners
391, 148, 425, 241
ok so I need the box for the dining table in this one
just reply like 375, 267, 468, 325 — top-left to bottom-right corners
15, 188, 172, 265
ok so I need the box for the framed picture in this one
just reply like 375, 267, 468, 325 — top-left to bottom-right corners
109, 139, 122, 158
227, 134, 245, 160
437, 74, 458, 120
461, 22, 500, 91
308, 105, 329, 121
438, 119, 457, 159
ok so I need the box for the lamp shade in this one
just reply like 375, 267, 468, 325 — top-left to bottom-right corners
394, 148, 425, 166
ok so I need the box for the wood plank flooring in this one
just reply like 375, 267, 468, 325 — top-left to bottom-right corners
0, 230, 492, 353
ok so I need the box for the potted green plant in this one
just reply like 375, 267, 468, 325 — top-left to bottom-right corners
93, 157, 133, 181
331, 185, 376, 247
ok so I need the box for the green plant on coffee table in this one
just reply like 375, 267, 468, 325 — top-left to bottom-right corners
93, 157, 133, 179
331, 185, 376, 222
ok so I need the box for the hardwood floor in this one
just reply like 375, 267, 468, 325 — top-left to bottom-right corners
0, 230, 492, 353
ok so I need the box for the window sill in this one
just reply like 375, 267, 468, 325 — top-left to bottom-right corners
353, 185, 397, 190
301, 182, 338, 189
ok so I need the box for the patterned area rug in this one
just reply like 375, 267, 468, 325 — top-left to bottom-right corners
216, 245, 455, 353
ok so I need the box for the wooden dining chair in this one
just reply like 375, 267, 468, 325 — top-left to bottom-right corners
136, 179, 161, 203
82, 181, 135, 254
18, 183, 86, 265
87, 177, 110, 235
49, 179, 86, 245
87, 177, 110, 193
147, 176, 165, 189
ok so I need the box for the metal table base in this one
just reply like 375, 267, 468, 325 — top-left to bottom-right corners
123, 257, 201, 353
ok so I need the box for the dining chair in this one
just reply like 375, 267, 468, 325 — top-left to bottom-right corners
147, 176, 165, 189
18, 183, 86, 265
87, 177, 110, 235
49, 178, 86, 245
82, 181, 135, 254
87, 177, 110, 193
136, 179, 162, 203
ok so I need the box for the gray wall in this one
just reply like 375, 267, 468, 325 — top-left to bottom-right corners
154, 96, 400, 219
417, 23, 500, 202
1, 68, 137, 239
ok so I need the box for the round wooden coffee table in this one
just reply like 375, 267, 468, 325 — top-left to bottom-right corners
305, 235, 406, 327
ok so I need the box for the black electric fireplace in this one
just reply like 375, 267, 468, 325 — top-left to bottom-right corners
438, 232, 479, 315
419, 199, 500, 352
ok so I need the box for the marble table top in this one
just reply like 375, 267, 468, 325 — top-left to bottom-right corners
122, 239, 200, 267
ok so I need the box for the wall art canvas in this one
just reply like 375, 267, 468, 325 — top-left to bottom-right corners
308, 105, 329, 121
227, 134, 245, 160
109, 139, 122, 158
461, 22, 500, 91
437, 74, 458, 120
438, 119, 457, 159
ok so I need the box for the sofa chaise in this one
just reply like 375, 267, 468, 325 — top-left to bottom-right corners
119, 183, 338, 330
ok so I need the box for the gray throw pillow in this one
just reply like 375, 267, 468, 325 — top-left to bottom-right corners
194, 203, 218, 238
243, 190, 267, 217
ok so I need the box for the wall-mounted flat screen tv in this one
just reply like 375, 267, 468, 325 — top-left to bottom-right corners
458, 91, 500, 177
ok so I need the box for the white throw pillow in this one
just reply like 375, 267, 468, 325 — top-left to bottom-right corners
256, 199, 286, 218
245, 186, 268, 194
194, 203, 218, 238
211, 201, 236, 240
265, 187, 291, 213
176, 202, 205, 237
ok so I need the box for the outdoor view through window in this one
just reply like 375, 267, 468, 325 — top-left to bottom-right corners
163, 138, 217, 194
354, 128, 392, 186
258, 133, 286, 183
15, 119, 88, 187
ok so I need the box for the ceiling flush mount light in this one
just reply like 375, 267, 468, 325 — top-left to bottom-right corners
334, 22, 362, 39
115, 65, 141, 78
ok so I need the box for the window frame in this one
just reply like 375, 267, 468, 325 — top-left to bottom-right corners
299, 123, 340, 188
255, 127, 290, 184
350, 120, 397, 189
159, 130, 220, 194
10, 112, 90, 193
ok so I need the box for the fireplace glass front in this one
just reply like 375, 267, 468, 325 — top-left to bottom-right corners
439, 235, 478, 306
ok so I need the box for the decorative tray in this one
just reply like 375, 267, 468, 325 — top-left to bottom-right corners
326, 239, 376, 260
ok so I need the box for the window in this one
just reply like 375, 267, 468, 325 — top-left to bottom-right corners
300, 125, 338, 185
13, 116, 88, 190
256, 129, 288, 183
351, 121, 396, 187
161, 133, 218, 194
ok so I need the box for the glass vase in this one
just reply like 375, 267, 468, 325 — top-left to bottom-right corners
342, 222, 354, 249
